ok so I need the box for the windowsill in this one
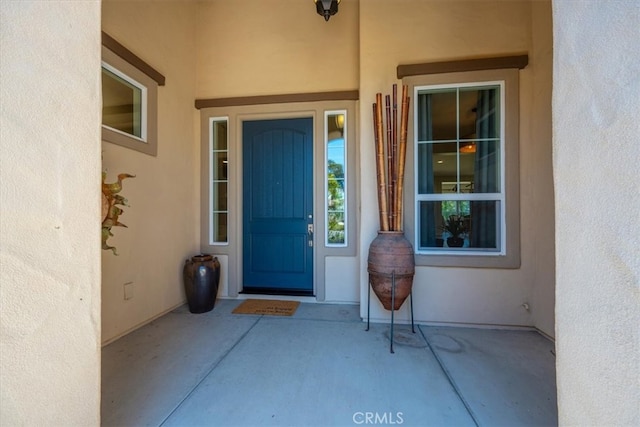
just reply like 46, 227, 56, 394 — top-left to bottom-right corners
414, 252, 521, 269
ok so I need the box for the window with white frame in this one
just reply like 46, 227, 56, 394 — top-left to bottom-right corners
405, 67, 520, 268
415, 82, 504, 254
325, 110, 347, 246
102, 63, 147, 140
210, 118, 229, 244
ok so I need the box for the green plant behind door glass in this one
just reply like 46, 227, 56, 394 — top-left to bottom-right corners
326, 112, 346, 245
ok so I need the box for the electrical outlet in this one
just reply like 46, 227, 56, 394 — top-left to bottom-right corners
124, 282, 134, 300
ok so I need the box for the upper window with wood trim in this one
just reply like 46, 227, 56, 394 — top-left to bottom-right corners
101, 33, 163, 156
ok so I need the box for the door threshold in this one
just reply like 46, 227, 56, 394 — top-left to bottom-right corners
241, 288, 314, 297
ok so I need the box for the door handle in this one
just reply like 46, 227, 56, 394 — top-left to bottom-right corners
307, 224, 314, 235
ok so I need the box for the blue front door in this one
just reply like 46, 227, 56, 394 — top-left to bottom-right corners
242, 118, 314, 295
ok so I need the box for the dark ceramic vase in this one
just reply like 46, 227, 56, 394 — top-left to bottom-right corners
183, 254, 220, 314
367, 231, 415, 311
447, 237, 464, 247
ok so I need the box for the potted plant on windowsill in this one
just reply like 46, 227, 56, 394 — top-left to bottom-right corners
441, 215, 468, 248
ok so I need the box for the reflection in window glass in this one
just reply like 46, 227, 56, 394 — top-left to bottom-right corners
418, 200, 500, 250
326, 111, 347, 246
415, 83, 503, 253
101, 65, 145, 140
210, 119, 228, 244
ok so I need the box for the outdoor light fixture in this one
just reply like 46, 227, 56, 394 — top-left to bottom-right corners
315, 0, 340, 22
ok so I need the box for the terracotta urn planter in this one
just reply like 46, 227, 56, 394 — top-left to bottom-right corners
367, 231, 415, 311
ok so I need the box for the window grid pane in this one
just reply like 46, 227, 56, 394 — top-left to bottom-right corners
415, 83, 503, 254
418, 200, 501, 251
211, 119, 228, 244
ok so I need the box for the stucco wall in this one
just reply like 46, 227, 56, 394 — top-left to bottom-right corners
553, 1, 640, 424
529, 0, 555, 337
0, 2, 101, 425
101, 0, 200, 344
359, 1, 555, 333
195, 0, 359, 98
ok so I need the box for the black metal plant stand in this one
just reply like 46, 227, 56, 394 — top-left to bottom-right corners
366, 270, 415, 353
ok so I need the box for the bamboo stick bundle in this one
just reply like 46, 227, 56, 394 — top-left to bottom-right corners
391, 84, 398, 231
373, 96, 389, 231
372, 85, 411, 232
394, 85, 410, 231
385, 95, 394, 229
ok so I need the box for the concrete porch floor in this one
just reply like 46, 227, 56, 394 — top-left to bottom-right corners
102, 299, 557, 427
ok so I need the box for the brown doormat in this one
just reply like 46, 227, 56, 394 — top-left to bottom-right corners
232, 299, 300, 316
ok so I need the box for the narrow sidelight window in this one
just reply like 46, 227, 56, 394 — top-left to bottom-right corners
325, 110, 347, 246
210, 118, 229, 244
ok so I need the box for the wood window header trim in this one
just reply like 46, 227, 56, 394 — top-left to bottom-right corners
195, 90, 359, 109
397, 54, 528, 79
101, 31, 165, 86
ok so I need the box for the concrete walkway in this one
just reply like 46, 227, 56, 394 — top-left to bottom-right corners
102, 300, 557, 426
